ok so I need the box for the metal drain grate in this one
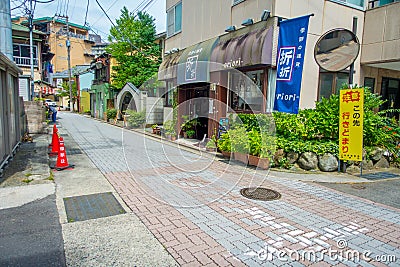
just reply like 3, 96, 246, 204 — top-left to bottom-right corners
359, 172, 400, 181
67, 148, 83, 155
240, 187, 281, 201
64, 192, 125, 222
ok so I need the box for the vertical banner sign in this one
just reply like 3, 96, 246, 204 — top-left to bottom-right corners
274, 15, 311, 114
339, 88, 364, 161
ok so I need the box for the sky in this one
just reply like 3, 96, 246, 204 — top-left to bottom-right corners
11, 0, 167, 42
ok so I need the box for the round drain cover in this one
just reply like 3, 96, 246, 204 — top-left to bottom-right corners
240, 187, 281, 201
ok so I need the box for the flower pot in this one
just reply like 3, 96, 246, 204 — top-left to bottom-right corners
183, 132, 188, 138
171, 135, 177, 141
206, 147, 217, 152
221, 151, 232, 158
248, 155, 270, 170
234, 152, 248, 164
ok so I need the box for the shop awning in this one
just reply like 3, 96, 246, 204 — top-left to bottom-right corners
210, 21, 274, 71
177, 37, 219, 85
158, 50, 183, 81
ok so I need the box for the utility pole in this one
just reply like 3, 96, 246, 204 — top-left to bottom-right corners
29, 0, 35, 100
66, 16, 73, 111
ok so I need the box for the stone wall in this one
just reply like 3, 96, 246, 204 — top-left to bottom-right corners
24, 101, 46, 134
274, 148, 396, 172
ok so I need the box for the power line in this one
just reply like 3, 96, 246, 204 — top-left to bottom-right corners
83, 0, 89, 26
94, 0, 151, 58
91, 0, 119, 27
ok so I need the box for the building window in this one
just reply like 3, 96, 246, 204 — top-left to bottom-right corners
364, 77, 375, 91
165, 81, 176, 107
13, 44, 38, 67
167, 2, 182, 37
331, 0, 364, 8
369, 0, 399, 8
229, 70, 264, 112
318, 72, 349, 100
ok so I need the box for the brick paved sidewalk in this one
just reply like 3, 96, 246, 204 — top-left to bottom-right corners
60, 113, 400, 267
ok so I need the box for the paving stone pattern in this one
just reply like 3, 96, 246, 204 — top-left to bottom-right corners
60, 113, 400, 267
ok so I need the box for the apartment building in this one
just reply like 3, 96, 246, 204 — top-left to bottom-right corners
11, 22, 55, 100
159, 0, 400, 138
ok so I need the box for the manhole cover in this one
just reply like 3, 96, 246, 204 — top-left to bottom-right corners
240, 187, 281, 201
359, 172, 399, 181
351, 184, 366, 190
64, 192, 125, 222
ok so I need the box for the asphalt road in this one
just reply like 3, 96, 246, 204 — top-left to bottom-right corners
0, 194, 66, 267
318, 178, 400, 209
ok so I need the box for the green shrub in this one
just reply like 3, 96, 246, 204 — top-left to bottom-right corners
125, 110, 146, 128
217, 132, 231, 152
163, 120, 176, 135
186, 129, 195, 138
246, 129, 276, 159
228, 126, 249, 154
236, 114, 275, 134
106, 108, 118, 120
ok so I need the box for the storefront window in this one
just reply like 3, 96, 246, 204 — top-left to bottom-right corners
166, 81, 176, 107
229, 70, 264, 112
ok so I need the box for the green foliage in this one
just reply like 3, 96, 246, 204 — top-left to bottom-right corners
217, 132, 232, 152
107, 8, 161, 88
276, 137, 338, 155
228, 126, 249, 154
58, 82, 78, 99
106, 108, 118, 120
236, 114, 275, 134
181, 116, 200, 132
125, 109, 146, 128
186, 129, 195, 138
246, 129, 276, 159
163, 120, 176, 135
272, 87, 400, 158
205, 135, 217, 149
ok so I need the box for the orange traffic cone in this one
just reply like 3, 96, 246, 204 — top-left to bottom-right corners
49, 124, 58, 147
53, 137, 74, 171
49, 132, 60, 156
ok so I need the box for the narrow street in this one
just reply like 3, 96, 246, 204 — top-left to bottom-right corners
58, 112, 400, 266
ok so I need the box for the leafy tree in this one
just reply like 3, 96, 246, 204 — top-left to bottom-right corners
107, 7, 161, 89
58, 81, 77, 99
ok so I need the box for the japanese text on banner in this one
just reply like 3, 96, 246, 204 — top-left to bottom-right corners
274, 15, 311, 114
339, 88, 364, 161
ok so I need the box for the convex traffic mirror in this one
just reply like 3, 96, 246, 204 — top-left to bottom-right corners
314, 29, 360, 72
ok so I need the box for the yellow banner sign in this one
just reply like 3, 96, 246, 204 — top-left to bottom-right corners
339, 88, 364, 161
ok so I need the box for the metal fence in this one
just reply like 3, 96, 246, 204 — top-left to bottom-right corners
0, 52, 23, 176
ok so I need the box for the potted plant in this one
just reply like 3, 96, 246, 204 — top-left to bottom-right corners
247, 129, 275, 170
229, 126, 249, 164
186, 129, 195, 139
181, 115, 200, 138
163, 120, 177, 141
217, 132, 232, 158
152, 124, 161, 135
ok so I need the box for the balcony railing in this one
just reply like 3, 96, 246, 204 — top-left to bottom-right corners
56, 30, 96, 42
13, 56, 38, 67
